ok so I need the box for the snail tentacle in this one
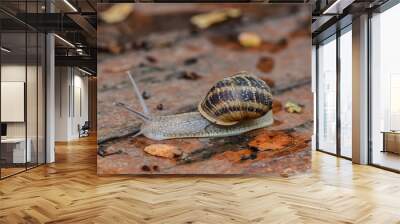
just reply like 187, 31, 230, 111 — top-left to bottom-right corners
115, 102, 151, 121
127, 71, 150, 116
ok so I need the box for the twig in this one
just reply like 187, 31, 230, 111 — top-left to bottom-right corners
272, 78, 311, 95
98, 147, 123, 158
98, 127, 141, 145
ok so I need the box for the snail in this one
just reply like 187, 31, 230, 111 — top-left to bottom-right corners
117, 71, 273, 140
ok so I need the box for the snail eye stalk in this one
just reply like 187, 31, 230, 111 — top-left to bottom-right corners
115, 102, 151, 121
127, 71, 150, 116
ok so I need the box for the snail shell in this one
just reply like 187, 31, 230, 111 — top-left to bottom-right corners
198, 71, 273, 126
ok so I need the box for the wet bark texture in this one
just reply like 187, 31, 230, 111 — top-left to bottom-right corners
97, 4, 312, 175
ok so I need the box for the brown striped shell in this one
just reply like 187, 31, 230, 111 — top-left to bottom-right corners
198, 72, 273, 126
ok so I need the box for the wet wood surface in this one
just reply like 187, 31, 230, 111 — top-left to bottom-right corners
97, 4, 312, 175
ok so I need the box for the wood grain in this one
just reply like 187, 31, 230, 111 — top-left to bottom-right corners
97, 5, 312, 175
0, 134, 400, 223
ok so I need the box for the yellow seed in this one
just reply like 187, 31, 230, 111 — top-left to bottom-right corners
190, 8, 241, 29
238, 32, 262, 48
100, 4, 134, 24
284, 101, 302, 113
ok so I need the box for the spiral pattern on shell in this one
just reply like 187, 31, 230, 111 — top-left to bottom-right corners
198, 71, 273, 126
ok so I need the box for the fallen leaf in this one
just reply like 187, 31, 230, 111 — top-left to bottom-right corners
144, 144, 182, 159
248, 132, 293, 151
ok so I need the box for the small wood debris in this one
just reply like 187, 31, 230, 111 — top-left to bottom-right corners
190, 8, 241, 29
152, 165, 160, 172
257, 56, 274, 73
156, 104, 164, 110
97, 146, 122, 157
141, 165, 151, 172
180, 71, 201, 80
100, 4, 134, 24
183, 57, 198, 66
144, 144, 182, 159
238, 32, 262, 48
284, 101, 302, 113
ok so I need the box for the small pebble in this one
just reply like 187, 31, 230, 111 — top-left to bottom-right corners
141, 165, 151, 172
257, 56, 274, 73
152, 165, 160, 172
142, 91, 151, 100
156, 104, 163, 110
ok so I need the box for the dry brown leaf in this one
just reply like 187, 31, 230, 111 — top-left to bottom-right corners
248, 132, 293, 151
144, 144, 182, 159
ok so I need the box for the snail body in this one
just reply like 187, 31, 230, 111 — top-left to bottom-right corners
121, 71, 273, 141
141, 110, 273, 140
